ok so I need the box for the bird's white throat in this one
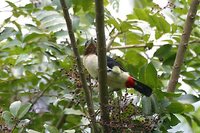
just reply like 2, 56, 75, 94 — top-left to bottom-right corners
83, 54, 98, 78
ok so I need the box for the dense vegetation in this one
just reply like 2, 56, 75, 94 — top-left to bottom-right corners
0, 0, 200, 132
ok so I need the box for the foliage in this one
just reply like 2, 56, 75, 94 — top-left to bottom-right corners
0, 0, 200, 132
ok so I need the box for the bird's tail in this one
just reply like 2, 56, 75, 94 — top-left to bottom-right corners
126, 76, 152, 96
134, 80, 152, 97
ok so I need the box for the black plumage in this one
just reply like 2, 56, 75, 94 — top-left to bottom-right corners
106, 56, 126, 72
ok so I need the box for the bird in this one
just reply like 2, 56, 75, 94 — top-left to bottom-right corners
82, 38, 152, 97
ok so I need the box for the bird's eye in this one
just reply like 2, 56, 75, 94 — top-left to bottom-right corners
94, 38, 97, 43
85, 40, 90, 47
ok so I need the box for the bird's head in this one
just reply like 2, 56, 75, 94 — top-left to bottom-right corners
84, 37, 97, 55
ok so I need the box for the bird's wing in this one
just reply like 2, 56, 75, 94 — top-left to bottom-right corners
106, 56, 126, 72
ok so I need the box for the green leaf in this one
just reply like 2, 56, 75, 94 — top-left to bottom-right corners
6, 0, 26, 17
72, 0, 94, 12
134, 8, 149, 21
25, 24, 42, 33
55, 30, 68, 38
120, 21, 132, 32
177, 94, 200, 104
23, 3, 35, 13
23, 33, 46, 43
0, 70, 9, 80
139, 62, 157, 88
151, 95, 159, 113
183, 104, 195, 113
6, 1, 18, 9
9, 101, 21, 117
18, 119, 30, 128
155, 30, 162, 39
63, 130, 76, 133
125, 31, 143, 44
142, 96, 152, 115
106, 17, 120, 30
181, 71, 197, 79
133, 8, 170, 33
85, 12, 95, 24
44, 124, 59, 133
64, 108, 84, 115
17, 103, 32, 119
162, 117, 171, 131
65, 115, 82, 127
154, 44, 172, 61
151, 14, 170, 33
154, 44, 176, 66
72, 15, 80, 30
46, 23, 66, 32
26, 129, 41, 133
15, 54, 29, 65
12, 21, 22, 33
182, 114, 192, 126
133, 0, 153, 8
43, 6, 55, 11
170, 114, 180, 126
36, 11, 58, 21
2, 111, 15, 128
183, 78, 200, 89
156, 91, 181, 100
125, 49, 147, 68
192, 115, 200, 127
0, 27, 17, 41
167, 102, 194, 114
146, 42, 153, 49
174, 7, 188, 14
167, 102, 184, 114
163, 53, 176, 66
2, 111, 14, 123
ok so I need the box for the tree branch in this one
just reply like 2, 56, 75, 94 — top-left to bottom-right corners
95, 0, 110, 132
59, 0, 98, 132
109, 40, 199, 50
167, 0, 199, 92
110, 44, 147, 50
110, 44, 176, 50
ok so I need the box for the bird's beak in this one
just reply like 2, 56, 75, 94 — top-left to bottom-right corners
85, 37, 96, 48
90, 37, 94, 44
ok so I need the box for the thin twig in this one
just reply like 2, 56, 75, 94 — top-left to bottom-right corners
109, 40, 199, 50
106, 31, 122, 51
56, 88, 81, 128
29, 82, 53, 111
11, 123, 17, 133
110, 44, 176, 50
167, 0, 199, 92
110, 44, 146, 50
59, 0, 98, 132
94, 0, 110, 132
56, 100, 74, 128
